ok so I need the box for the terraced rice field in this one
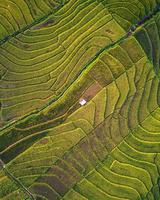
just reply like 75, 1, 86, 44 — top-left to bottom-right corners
0, 0, 160, 199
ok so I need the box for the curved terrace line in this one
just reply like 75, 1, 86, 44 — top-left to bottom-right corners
1, 4, 160, 132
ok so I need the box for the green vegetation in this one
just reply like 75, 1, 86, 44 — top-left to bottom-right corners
0, 0, 160, 199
